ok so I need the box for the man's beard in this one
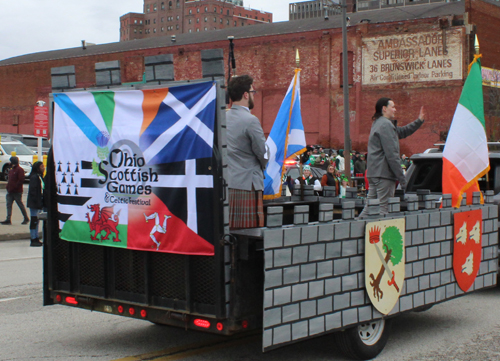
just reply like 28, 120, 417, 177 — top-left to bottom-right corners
248, 96, 254, 110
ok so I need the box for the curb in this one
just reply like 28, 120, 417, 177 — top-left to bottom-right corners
0, 232, 32, 241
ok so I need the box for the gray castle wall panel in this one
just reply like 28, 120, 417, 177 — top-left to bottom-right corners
262, 202, 498, 351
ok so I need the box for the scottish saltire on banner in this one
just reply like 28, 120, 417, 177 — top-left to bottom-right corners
53, 81, 217, 255
442, 54, 489, 208
263, 69, 306, 199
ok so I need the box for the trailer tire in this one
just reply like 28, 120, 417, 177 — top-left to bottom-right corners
334, 318, 391, 360
413, 304, 433, 312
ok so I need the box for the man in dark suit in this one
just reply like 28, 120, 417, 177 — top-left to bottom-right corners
226, 75, 268, 229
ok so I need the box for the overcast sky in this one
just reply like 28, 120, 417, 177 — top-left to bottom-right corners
0, 0, 289, 61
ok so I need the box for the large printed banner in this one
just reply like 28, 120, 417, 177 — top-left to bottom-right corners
53, 82, 217, 255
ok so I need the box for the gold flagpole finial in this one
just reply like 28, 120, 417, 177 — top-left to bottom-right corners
295, 49, 300, 68
475, 34, 480, 55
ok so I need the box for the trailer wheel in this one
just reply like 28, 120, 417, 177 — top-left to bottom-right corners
413, 304, 433, 312
334, 318, 391, 360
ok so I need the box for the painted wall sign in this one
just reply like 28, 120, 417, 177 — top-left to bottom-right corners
362, 30, 463, 85
365, 218, 405, 315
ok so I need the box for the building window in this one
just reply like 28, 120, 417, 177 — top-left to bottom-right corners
169, 1, 172, 9
241, 22, 244, 26
176, 15, 179, 20
134, 19, 137, 24
189, 29, 192, 33
197, 8, 200, 13
153, 3, 157, 11
227, 10, 230, 15
153, 18, 156, 24
146, 5, 150, 12
220, 8, 223, 14
204, 17, 207, 22
204, 27, 207, 31
134, 29, 137, 33
227, 19, 229, 25
220, 18, 223, 23
189, 9, 192, 14
176, 24, 179, 29
205, 6, 208, 12
161, 27, 164, 31
176, 0, 180, 8
197, 28, 200, 32
214, 7, 217, 12
197, 18, 199, 23
140, 20, 143, 24
234, 21, 237, 26
161, 2, 165, 10
140, 29, 143, 33
189, 19, 192, 24
161, 17, 164, 22
153, 28, 156, 32
214, 17, 217, 22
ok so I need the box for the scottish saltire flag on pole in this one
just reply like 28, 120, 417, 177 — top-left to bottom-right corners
263, 69, 307, 199
442, 51, 489, 208
53, 82, 217, 255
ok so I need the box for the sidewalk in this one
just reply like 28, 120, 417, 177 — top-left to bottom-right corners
0, 182, 34, 241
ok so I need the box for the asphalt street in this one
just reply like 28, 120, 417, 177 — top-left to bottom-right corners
1, 239, 500, 361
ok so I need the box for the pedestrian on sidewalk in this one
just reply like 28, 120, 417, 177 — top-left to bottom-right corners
27, 161, 45, 247
1, 156, 30, 225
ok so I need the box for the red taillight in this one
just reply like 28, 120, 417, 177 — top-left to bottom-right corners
285, 160, 296, 165
216, 322, 223, 331
129, 307, 136, 316
65, 296, 78, 305
117, 305, 124, 313
242, 320, 249, 329
140, 310, 147, 318
55, 295, 62, 303
193, 319, 210, 328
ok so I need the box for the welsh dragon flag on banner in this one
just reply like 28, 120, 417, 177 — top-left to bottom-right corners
442, 55, 489, 208
53, 82, 217, 255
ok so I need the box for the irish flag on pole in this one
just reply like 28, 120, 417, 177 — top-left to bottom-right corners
442, 54, 489, 208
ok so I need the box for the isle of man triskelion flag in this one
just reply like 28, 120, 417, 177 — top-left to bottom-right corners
53, 81, 217, 255
442, 55, 489, 208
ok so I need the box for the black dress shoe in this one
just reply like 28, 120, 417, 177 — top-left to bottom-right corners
0, 220, 11, 225
30, 238, 43, 247
22, 219, 29, 225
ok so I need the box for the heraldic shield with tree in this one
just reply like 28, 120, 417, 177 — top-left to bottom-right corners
365, 219, 406, 315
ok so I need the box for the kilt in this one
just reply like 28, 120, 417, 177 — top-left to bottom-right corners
229, 188, 264, 229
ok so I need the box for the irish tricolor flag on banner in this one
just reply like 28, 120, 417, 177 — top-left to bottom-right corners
442, 55, 489, 208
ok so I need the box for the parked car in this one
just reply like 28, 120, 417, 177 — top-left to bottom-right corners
0, 133, 50, 155
0, 140, 34, 181
405, 144, 500, 203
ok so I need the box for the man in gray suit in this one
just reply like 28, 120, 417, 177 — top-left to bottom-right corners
359, 97, 425, 217
226, 75, 268, 229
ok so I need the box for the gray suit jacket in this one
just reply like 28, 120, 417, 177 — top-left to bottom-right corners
227, 105, 268, 191
366, 116, 423, 185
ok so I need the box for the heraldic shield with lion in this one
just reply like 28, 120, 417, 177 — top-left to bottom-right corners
365, 219, 406, 315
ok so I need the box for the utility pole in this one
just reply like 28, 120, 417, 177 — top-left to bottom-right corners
341, 0, 351, 184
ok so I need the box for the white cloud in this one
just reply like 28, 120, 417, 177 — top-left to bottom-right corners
0, 0, 288, 61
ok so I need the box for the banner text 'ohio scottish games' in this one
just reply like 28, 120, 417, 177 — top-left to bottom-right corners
53, 82, 217, 256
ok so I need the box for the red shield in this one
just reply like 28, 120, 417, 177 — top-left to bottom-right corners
453, 209, 482, 292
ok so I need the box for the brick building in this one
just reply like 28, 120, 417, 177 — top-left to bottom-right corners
1, 0, 499, 155
120, 0, 272, 41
